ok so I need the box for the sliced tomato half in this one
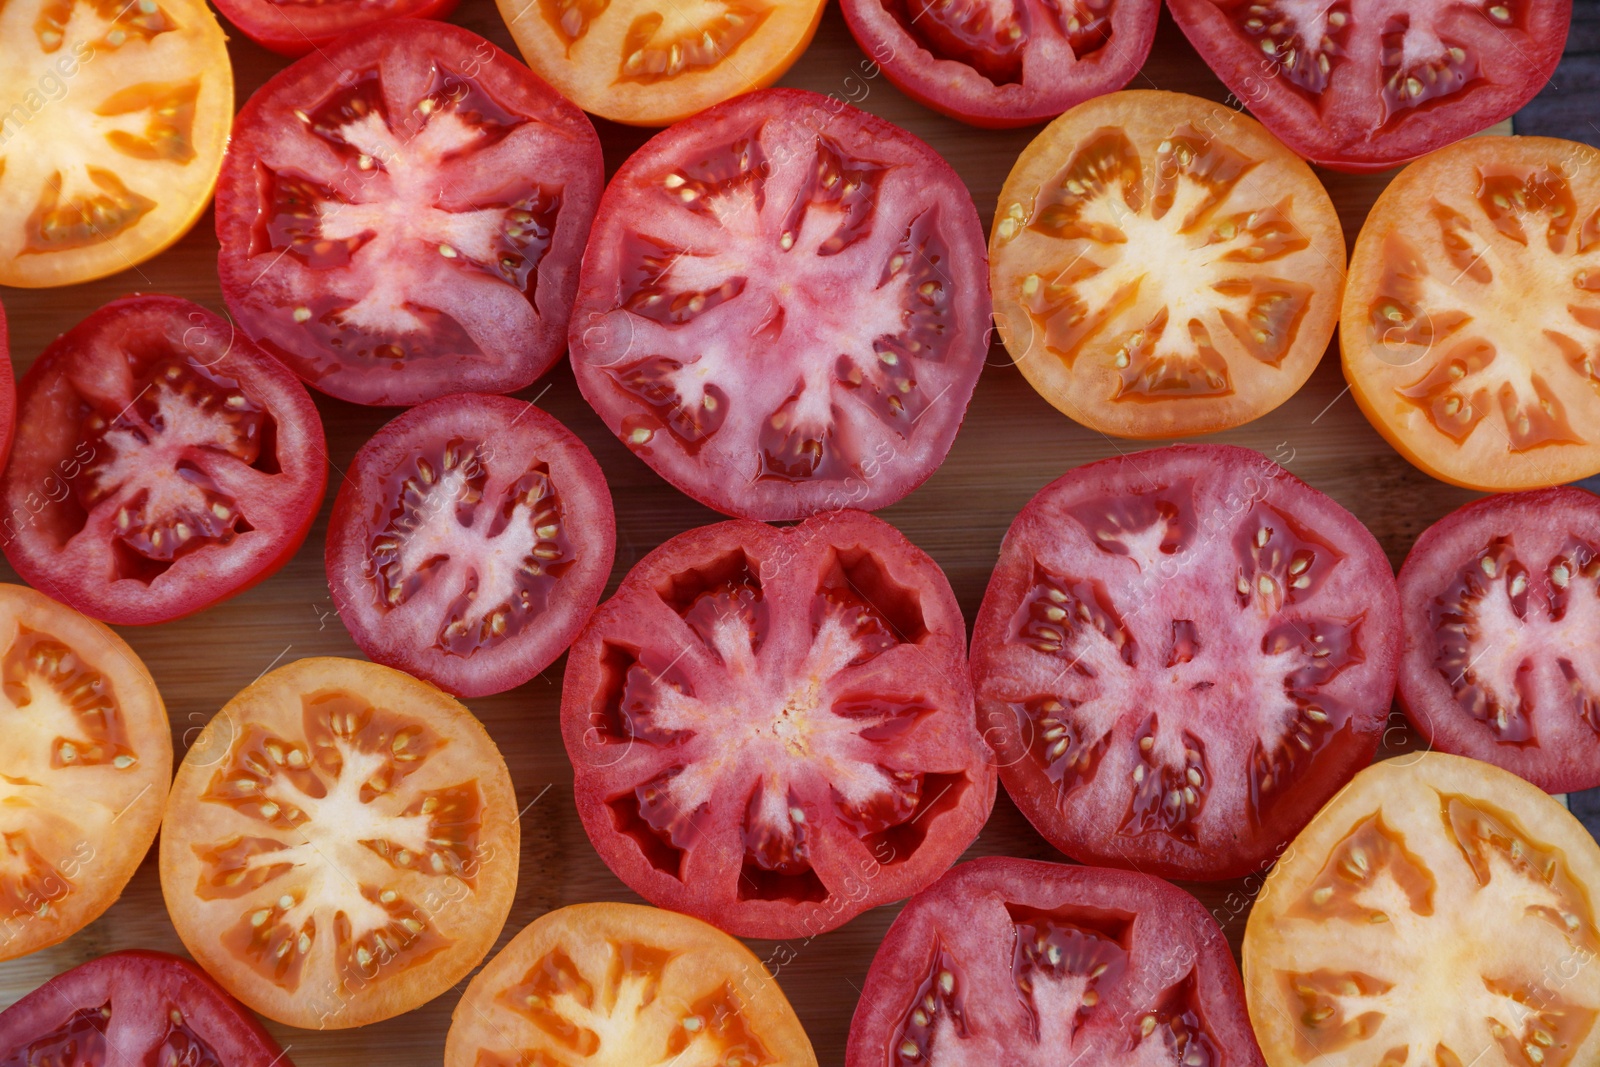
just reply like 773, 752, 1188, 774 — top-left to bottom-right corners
0, 951, 289, 1067
0, 0, 231, 287
216, 20, 604, 407
991, 90, 1345, 439
0, 301, 15, 472
0, 295, 327, 626
570, 88, 991, 520
561, 509, 996, 939
211, 0, 457, 56
1168, 0, 1569, 171
325, 393, 615, 698
0, 583, 171, 963
445, 902, 818, 1066
1343, 136, 1600, 490
847, 857, 1265, 1066
159, 657, 520, 1029
1244, 753, 1600, 1067
970, 444, 1401, 880
840, 0, 1157, 127
1397, 488, 1600, 794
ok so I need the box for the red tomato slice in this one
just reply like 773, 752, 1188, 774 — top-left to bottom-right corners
0, 295, 327, 626
1167, 0, 1569, 171
0, 301, 15, 472
211, 0, 457, 56
325, 393, 615, 698
1397, 488, 1600, 794
840, 0, 1157, 127
569, 88, 991, 521
0, 951, 289, 1067
847, 857, 1265, 1066
216, 20, 605, 407
561, 509, 996, 939
971, 444, 1401, 880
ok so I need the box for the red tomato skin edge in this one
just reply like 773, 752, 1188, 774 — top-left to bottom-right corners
1396, 487, 1600, 794
211, 0, 460, 55
0, 300, 15, 473
0, 950, 290, 1064
844, 856, 1266, 1066
324, 393, 617, 698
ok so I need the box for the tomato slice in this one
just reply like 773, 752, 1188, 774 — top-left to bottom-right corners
847, 857, 1264, 1066
445, 902, 818, 1066
325, 393, 615, 698
1396, 488, 1600, 794
1167, 0, 1569, 171
561, 509, 995, 939
0, 295, 327, 626
1343, 136, 1600, 490
840, 0, 1156, 127
1244, 753, 1600, 1067
0, 951, 289, 1066
570, 88, 991, 521
210, 0, 457, 55
990, 90, 1344, 438
498, 0, 825, 126
970, 444, 1401, 880
0, 0, 231, 288
0, 301, 15, 472
158, 657, 520, 1028
215, 20, 605, 408
0, 583, 170, 963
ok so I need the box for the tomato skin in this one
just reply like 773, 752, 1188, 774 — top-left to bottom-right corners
839, 0, 1158, 128
325, 393, 615, 698
210, 0, 458, 55
0, 951, 290, 1067
0, 295, 327, 626
848, 857, 1265, 1067
1167, 0, 1569, 172
0, 301, 14, 474
1397, 488, 1600, 794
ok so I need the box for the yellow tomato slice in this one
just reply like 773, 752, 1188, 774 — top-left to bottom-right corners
991, 90, 1345, 438
158, 657, 519, 1029
0, 582, 170, 962
498, 0, 825, 125
0, 0, 231, 287
1343, 136, 1600, 490
445, 902, 818, 1066
1244, 752, 1600, 1067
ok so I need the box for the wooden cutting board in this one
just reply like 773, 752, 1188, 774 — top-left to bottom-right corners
0, 2, 1519, 1061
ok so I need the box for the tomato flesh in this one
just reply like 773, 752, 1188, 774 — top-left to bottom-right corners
445, 902, 818, 1066
1244, 753, 1600, 1067
210, 0, 458, 55
159, 657, 520, 1028
216, 20, 604, 407
571, 89, 990, 520
1167, 0, 1569, 171
970, 444, 1400, 880
561, 510, 995, 939
848, 857, 1264, 1066
326, 394, 615, 698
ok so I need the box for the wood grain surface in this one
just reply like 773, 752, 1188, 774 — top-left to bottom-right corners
0, 2, 1529, 1062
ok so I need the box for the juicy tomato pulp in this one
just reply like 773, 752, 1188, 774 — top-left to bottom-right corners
0, 295, 327, 626
970, 444, 1400, 880
0, 951, 289, 1067
159, 657, 520, 1028
840, 0, 1156, 127
847, 857, 1264, 1067
211, 0, 456, 55
1344, 137, 1600, 490
326, 394, 615, 698
1397, 489, 1600, 794
991, 91, 1344, 439
561, 510, 996, 939
570, 89, 991, 520
499, 0, 825, 125
0, 583, 170, 962
1168, 0, 1568, 171
216, 20, 604, 407
445, 903, 818, 1067
1244, 753, 1600, 1067
0, 0, 231, 287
